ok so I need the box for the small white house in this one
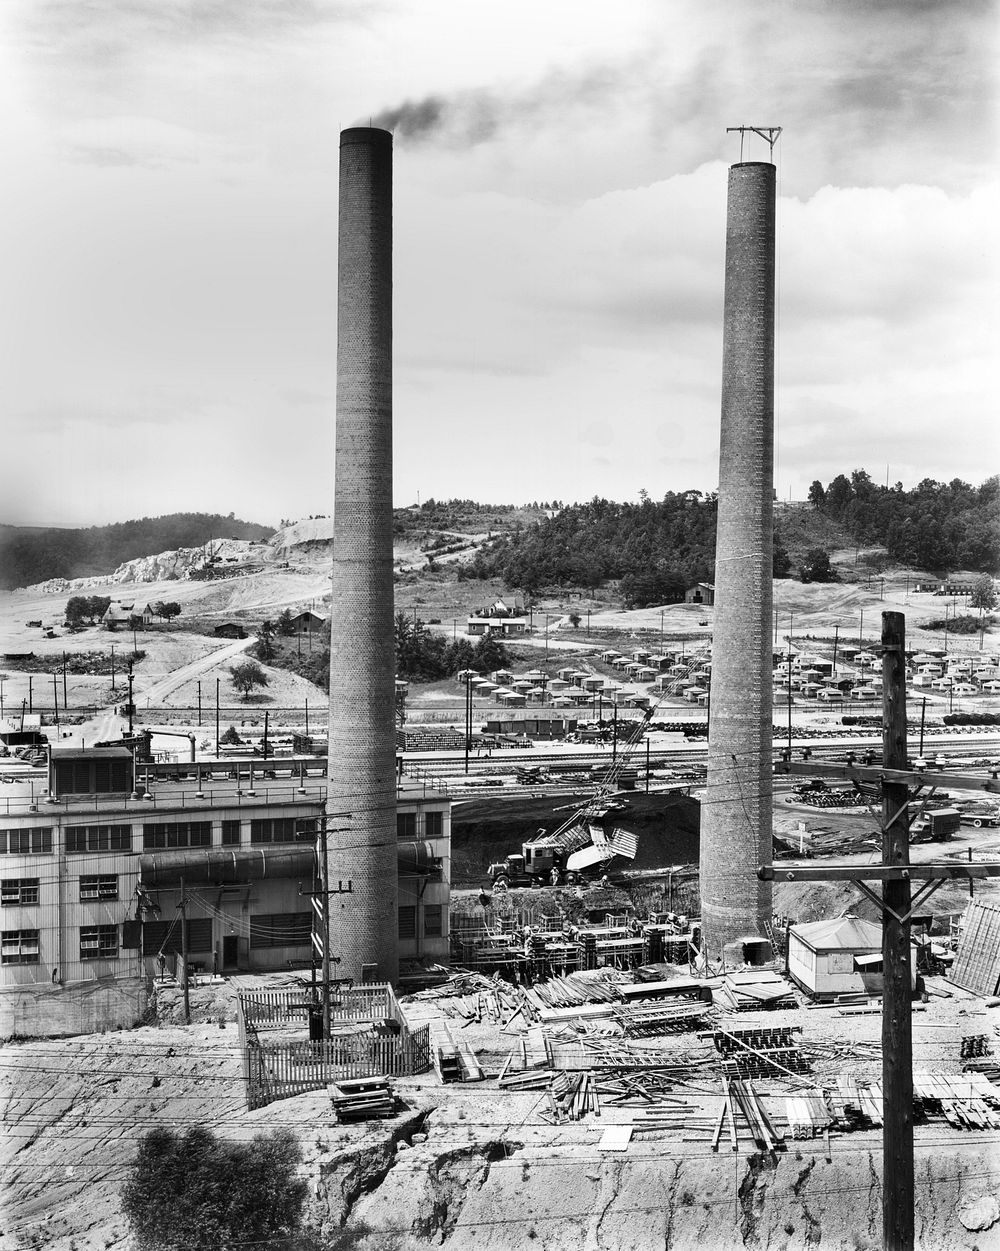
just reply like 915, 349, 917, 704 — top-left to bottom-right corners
787, 917, 916, 1000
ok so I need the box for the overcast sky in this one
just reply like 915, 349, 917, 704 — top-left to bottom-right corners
1, 0, 996, 528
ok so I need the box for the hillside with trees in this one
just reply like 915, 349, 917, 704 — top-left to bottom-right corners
462, 473, 998, 601
807, 472, 998, 574
0, 513, 274, 590
464, 491, 795, 604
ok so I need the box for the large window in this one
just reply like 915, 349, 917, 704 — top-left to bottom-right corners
398, 906, 416, 940
1, 929, 39, 964
1, 879, 40, 906
79, 875, 118, 901
250, 818, 300, 844
221, 820, 241, 846
65, 825, 131, 854
423, 905, 443, 938
248, 912, 311, 949
80, 925, 119, 961
0, 828, 53, 855
142, 822, 211, 850
425, 811, 444, 839
396, 813, 417, 838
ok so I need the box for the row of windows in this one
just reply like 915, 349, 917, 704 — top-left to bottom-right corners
396, 812, 444, 839
1, 925, 119, 963
142, 822, 212, 850
398, 904, 444, 940
249, 818, 303, 844
66, 825, 131, 854
0, 829, 53, 855
1, 813, 443, 856
2, 875, 120, 904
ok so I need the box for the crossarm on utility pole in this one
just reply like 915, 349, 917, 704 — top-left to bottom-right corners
775, 760, 1000, 794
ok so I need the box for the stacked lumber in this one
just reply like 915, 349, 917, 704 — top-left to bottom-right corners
960, 1034, 994, 1059
432, 1020, 485, 1082
716, 1077, 784, 1151
328, 1076, 395, 1122
612, 1000, 711, 1035
783, 1089, 832, 1139
598, 1071, 691, 1105
540, 1072, 601, 1123
964, 1059, 1000, 1084
913, 1072, 1000, 1129
710, 1026, 811, 1080
829, 1077, 882, 1128
714, 970, 798, 1012
526, 968, 630, 1011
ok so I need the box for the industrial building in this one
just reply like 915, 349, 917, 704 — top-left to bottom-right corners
0, 745, 451, 1038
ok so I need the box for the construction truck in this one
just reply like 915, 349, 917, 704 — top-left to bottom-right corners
488, 810, 639, 889
488, 706, 654, 889
909, 807, 962, 842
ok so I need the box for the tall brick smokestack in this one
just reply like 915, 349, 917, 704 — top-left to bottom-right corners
328, 127, 398, 984
700, 161, 776, 959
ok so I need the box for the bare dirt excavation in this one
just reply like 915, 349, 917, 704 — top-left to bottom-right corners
4, 967, 1000, 1251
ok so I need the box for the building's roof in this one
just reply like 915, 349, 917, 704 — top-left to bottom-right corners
791, 917, 882, 951
50, 745, 134, 761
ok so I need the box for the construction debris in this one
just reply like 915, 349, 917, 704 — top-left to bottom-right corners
708, 1026, 811, 1080
328, 1076, 396, 1122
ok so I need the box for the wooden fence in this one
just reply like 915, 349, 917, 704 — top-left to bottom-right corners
237, 983, 429, 1109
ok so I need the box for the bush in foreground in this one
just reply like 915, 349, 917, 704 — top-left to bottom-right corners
122, 1125, 312, 1251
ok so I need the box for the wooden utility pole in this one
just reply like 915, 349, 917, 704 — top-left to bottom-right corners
179, 877, 190, 1025
881, 610, 913, 1251
761, 611, 1000, 1251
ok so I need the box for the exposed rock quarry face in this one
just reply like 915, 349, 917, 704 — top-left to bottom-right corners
24, 539, 261, 592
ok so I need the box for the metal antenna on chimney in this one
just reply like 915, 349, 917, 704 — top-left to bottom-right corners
726, 126, 782, 160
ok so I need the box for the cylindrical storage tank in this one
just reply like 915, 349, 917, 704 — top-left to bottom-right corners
700, 161, 776, 958
327, 127, 399, 984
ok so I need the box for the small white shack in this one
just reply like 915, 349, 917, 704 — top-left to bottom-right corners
787, 917, 916, 1000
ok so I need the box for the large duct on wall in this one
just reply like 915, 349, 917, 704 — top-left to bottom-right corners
700, 161, 776, 958
327, 127, 399, 984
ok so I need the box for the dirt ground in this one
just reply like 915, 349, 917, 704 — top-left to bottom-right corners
3, 968, 1000, 1251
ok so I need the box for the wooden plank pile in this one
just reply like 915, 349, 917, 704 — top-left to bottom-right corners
431, 1020, 485, 1083
598, 1070, 697, 1106
709, 1026, 811, 1080
328, 1076, 396, 1122
829, 1077, 882, 1128
783, 1089, 833, 1139
540, 1072, 601, 1124
612, 1000, 711, 1036
712, 1077, 784, 1152
913, 1072, 1000, 1129
960, 1034, 994, 1059
524, 968, 631, 1012
714, 970, 798, 1011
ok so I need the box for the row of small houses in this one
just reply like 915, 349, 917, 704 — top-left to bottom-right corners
774, 649, 1000, 704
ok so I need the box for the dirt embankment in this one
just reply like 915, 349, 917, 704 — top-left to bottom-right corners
451, 791, 701, 887
4, 974, 1000, 1250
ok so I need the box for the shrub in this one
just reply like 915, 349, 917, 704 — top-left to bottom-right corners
121, 1125, 309, 1251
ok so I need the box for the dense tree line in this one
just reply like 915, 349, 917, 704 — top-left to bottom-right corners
0, 512, 273, 590
394, 613, 511, 680
464, 492, 722, 598
262, 614, 510, 691
808, 471, 998, 574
